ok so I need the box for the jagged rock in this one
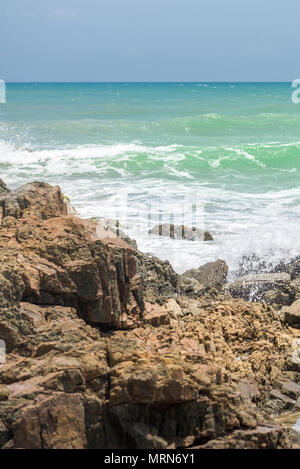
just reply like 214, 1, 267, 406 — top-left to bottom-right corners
148, 224, 213, 241
196, 425, 299, 449
12, 393, 87, 449
135, 252, 179, 304
0, 182, 68, 220
291, 278, 300, 300
269, 389, 296, 410
0, 293, 297, 449
0, 179, 299, 449
97, 219, 138, 249
0, 386, 9, 402
0, 202, 143, 327
227, 273, 295, 305
182, 259, 228, 290
263, 289, 294, 309
180, 276, 206, 297
281, 381, 300, 401
143, 302, 170, 326
0, 179, 10, 199
286, 339, 300, 373
0, 420, 9, 448
285, 300, 300, 328
237, 380, 260, 402
288, 257, 300, 280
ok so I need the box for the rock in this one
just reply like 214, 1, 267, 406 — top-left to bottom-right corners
0, 420, 9, 448
285, 300, 300, 328
165, 298, 183, 318
0, 179, 10, 199
62, 194, 78, 216
180, 276, 205, 297
196, 425, 300, 449
97, 219, 138, 249
227, 273, 295, 305
281, 381, 300, 401
0, 181, 68, 220
288, 257, 300, 280
12, 393, 87, 449
182, 259, 228, 290
263, 289, 293, 309
0, 179, 299, 449
238, 380, 260, 402
143, 303, 170, 326
286, 339, 300, 372
0, 385, 9, 402
291, 278, 300, 300
0, 290, 297, 449
269, 389, 296, 410
135, 252, 180, 304
148, 224, 213, 241
0, 208, 143, 328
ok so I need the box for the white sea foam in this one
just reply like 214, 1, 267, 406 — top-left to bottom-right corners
1, 138, 300, 274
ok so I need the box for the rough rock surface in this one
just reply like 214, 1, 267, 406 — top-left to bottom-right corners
0, 180, 299, 449
227, 273, 295, 307
284, 300, 300, 328
0, 182, 143, 328
148, 224, 213, 241
135, 251, 180, 304
182, 259, 228, 290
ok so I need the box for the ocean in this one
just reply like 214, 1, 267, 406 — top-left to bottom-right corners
1, 82, 300, 275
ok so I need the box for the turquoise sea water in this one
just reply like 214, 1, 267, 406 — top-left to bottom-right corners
1, 82, 300, 274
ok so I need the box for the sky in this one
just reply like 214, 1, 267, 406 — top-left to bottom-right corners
1, 0, 300, 82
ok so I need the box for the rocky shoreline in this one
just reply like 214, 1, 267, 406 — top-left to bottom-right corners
0, 179, 300, 448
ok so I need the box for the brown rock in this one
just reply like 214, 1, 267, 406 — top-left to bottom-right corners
196, 425, 300, 449
0, 385, 9, 401
13, 394, 87, 449
136, 252, 179, 304
182, 259, 228, 290
285, 299, 300, 328
0, 419, 9, 447
0, 214, 143, 327
144, 303, 170, 326
0, 181, 67, 220
0, 179, 10, 199
0, 179, 298, 449
269, 389, 296, 409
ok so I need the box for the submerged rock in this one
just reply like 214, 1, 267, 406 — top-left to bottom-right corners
148, 223, 213, 241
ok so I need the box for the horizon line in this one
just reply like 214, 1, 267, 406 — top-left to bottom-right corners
4, 80, 294, 84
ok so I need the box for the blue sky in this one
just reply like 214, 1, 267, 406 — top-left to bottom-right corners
1, 0, 299, 82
